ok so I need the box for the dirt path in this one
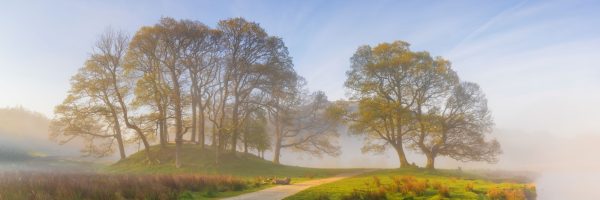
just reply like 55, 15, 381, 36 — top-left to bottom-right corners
222, 169, 374, 200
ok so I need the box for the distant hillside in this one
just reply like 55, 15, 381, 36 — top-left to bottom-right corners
0, 106, 80, 157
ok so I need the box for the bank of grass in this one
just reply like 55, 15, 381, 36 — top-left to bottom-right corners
103, 144, 359, 199
0, 172, 264, 200
285, 168, 536, 200
106, 144, 356, 180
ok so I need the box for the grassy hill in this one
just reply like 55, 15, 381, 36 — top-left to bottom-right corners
106, 144, 357, 180
285, 168, 536, 200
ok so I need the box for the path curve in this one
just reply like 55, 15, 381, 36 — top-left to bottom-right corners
223, 169, 374, 200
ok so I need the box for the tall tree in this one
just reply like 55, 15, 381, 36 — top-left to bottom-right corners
217, 18, 272, 153
127, 18, 209, 167
184, 27, 221, 147
270, 91, 342, 164
345, 41, 419, 168
410, 82, 501, 169
96, 30, 153, 159
50, 30, 133, 159
124, 26, 171, 148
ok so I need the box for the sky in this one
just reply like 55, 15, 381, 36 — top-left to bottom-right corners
2, 0, 600, 173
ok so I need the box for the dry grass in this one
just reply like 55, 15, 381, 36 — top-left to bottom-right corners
487, 186, 534, 200
438, 184, 451, 198
465, 181, 474, 192
0, 172, 256, 200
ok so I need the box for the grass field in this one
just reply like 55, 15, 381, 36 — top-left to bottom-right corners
1, 145, 536, 200
284, 168, 536, 200
103, 144, 359, 199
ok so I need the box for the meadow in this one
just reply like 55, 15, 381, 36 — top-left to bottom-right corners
285, 168, 536, 200
0, 144, 537, 199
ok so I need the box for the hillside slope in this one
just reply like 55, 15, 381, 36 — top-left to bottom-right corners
107, 144, 356, 179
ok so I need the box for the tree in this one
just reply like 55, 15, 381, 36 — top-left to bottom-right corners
95, 30, 153, 159
50, 30, 132, 159
410, 82, 501, 169
270, 91, 342, 164
185, 28, 221, 147
345, 41, 420, 168
240, 106, 270, 156
50, 94, 123, 158
346, 40, 501, 169
128, 18, 214, 168
217, 18, 273, 153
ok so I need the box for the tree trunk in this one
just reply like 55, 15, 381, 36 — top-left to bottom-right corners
190, 86, 197, 143
393, 143, 410, 168
104, 96, 126, 160
110, 73, 152, 160
273, 142, 281, 164
273, 114, 282, 164
158, 107, 167, 148
243, 121, 249, 154
199, 106, 205, 148
168, 69, 184, 169
211, 123, 217, 147
231, 98, 239, 153
112, 115, 126, 160
425, 152, 436, 169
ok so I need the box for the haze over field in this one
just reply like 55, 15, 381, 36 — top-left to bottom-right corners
1, 1, 600, 199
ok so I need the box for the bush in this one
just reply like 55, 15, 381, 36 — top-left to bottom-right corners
373, 176, 382, 187
487, 187, 504, 200
504, 189, 526, 200
486, 187, 531, 200
465, 182, 474, 192
438, 184, 450, 198
398, 177, 427, 196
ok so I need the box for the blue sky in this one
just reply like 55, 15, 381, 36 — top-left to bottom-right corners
2, 0, 600, 170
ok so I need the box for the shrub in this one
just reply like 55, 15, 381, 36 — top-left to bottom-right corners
504, 189, 526, 200
465, 182, 474, 192
438, 184, 450, 198
373, 176, 382, 187
487, 187, 504, 200
397, 177, 427, 196
431, 181, 442, 190
388, 176, 401, 193
486, 188, 528, 200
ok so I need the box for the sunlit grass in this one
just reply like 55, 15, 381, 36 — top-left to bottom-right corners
106, 144, 358, 179
285, 168, 536, 200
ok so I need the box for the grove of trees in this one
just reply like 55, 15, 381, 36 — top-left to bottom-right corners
50, 17, 342, 167
50, 18, 501, 170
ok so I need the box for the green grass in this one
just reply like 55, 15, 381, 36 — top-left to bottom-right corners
284, 168, 536, 200
105, 144, 360, 199
106, 144, 356, 179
